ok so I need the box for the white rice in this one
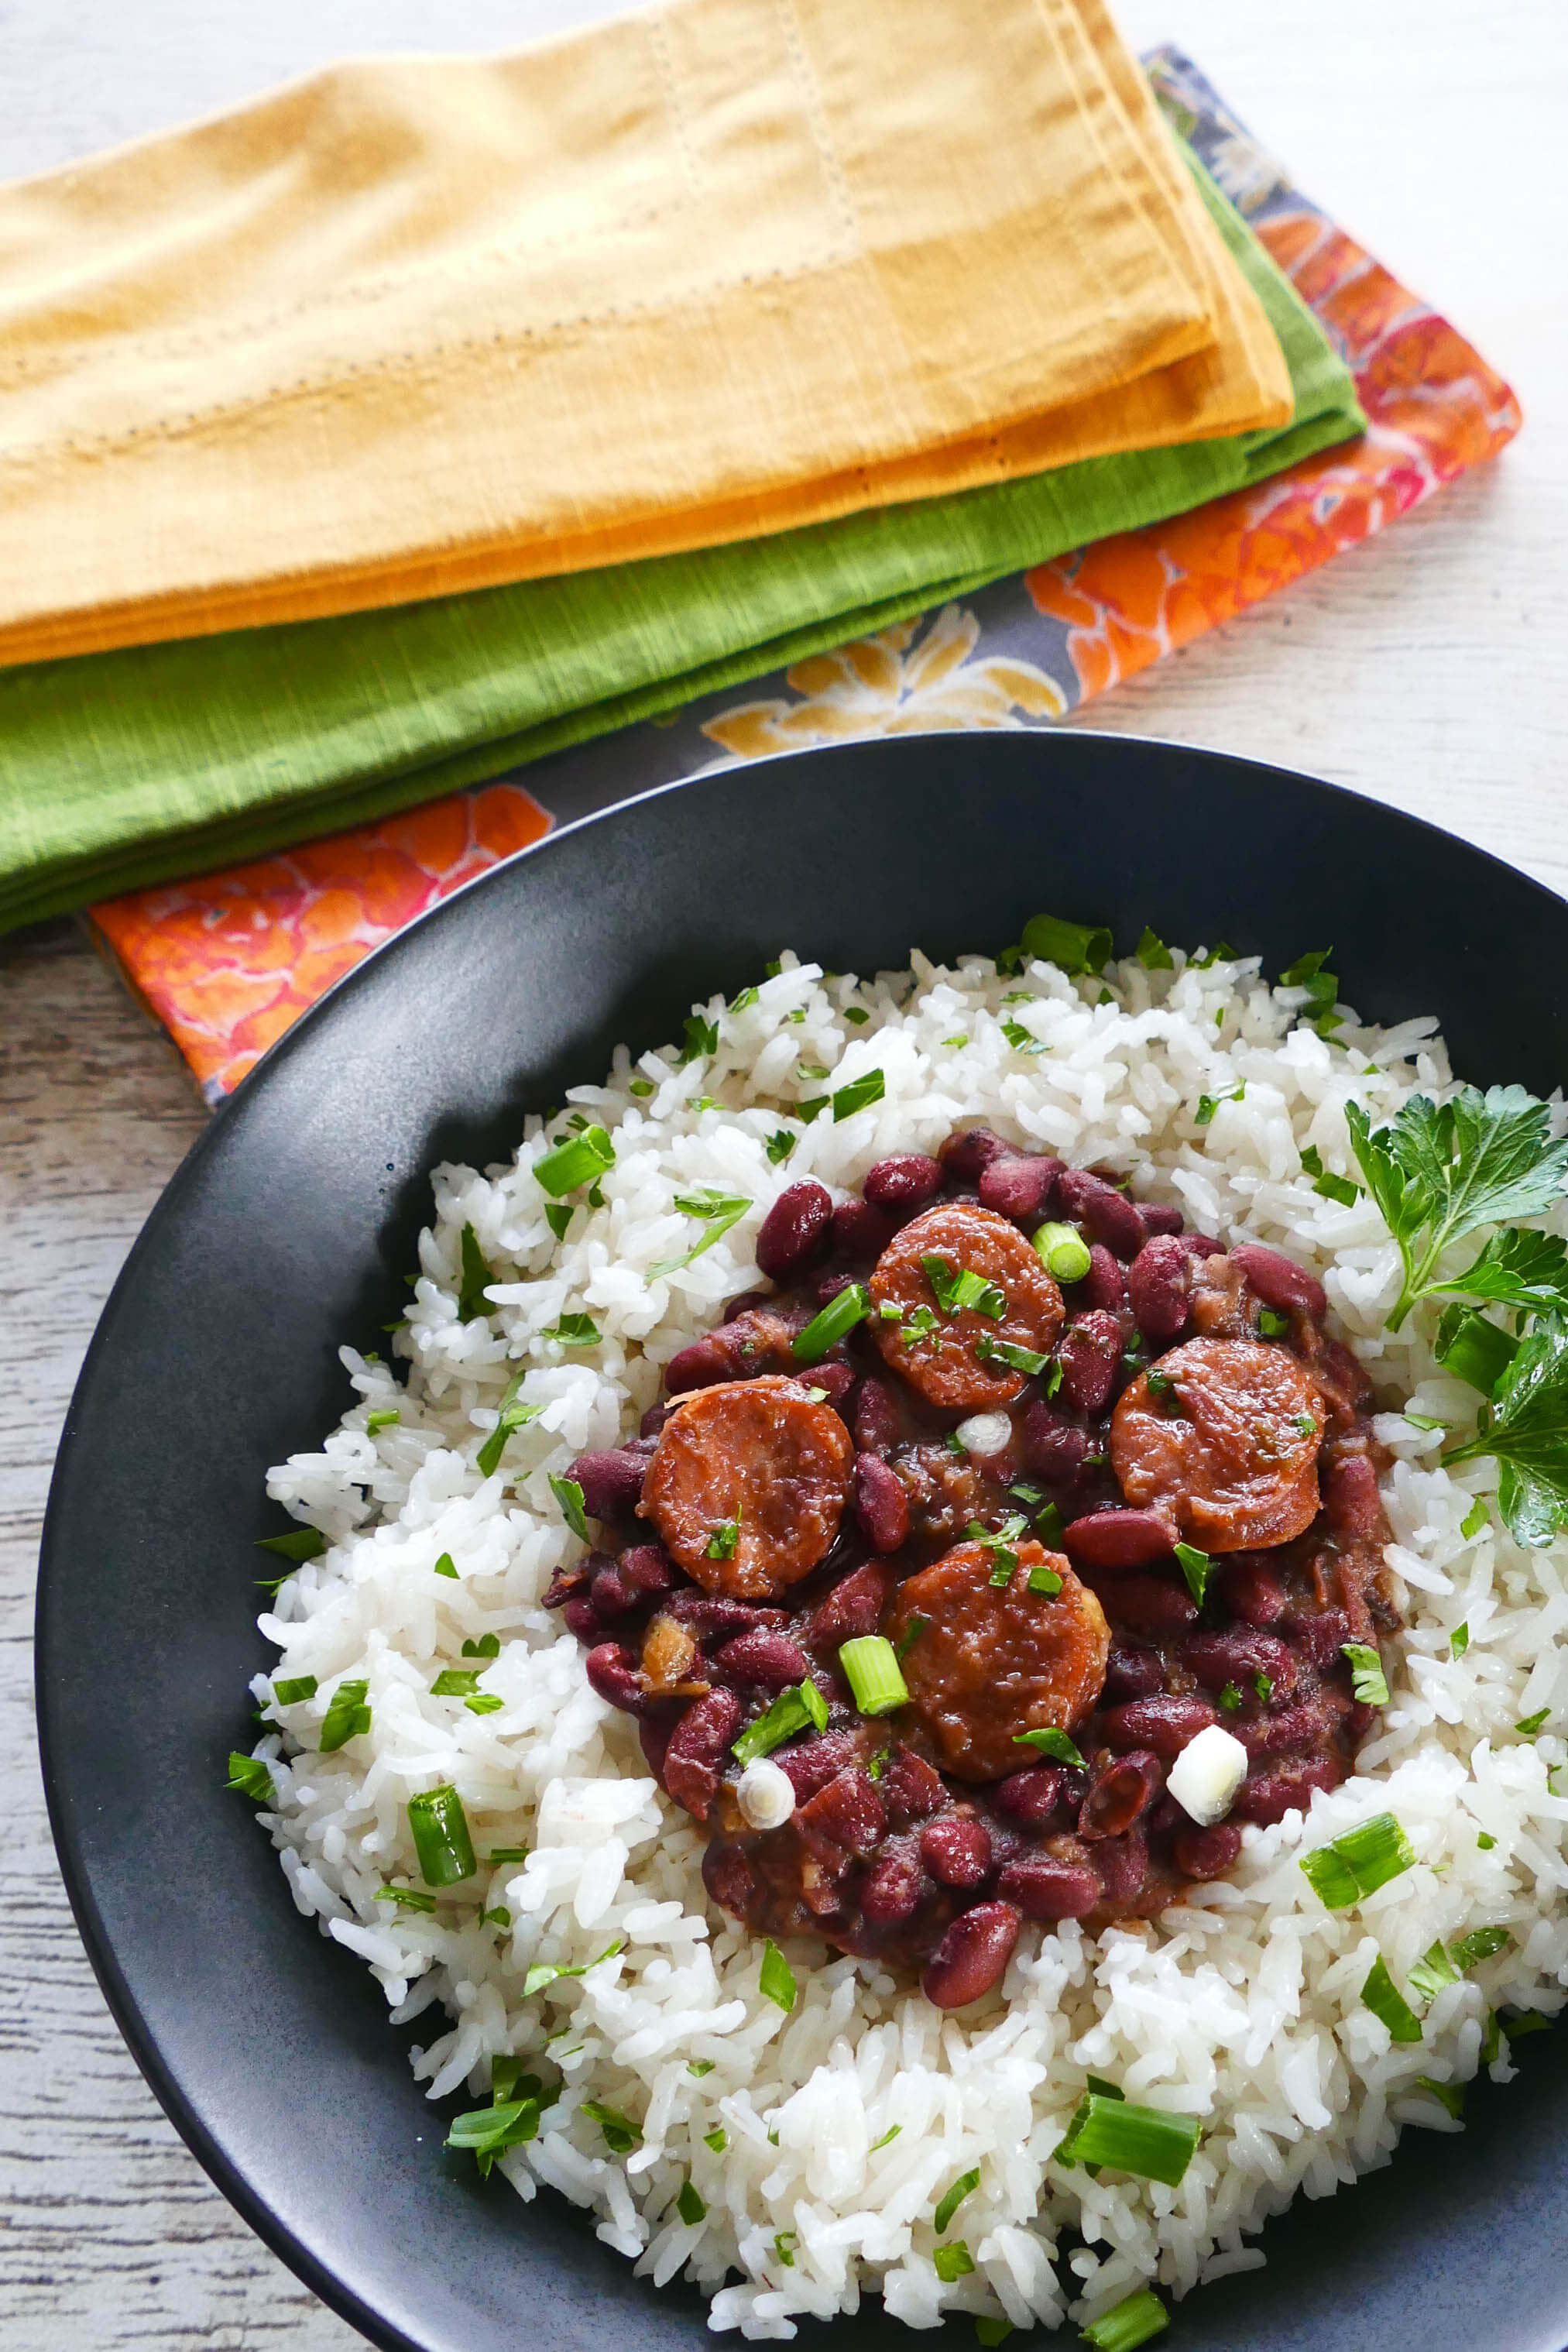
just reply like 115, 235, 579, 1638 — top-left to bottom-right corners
245, 938, 1568, 2337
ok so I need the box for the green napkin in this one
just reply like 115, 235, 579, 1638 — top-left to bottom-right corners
0, 151, 1363, 934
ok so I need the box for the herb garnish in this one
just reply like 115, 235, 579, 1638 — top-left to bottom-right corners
923, 1255, 1007, 1319
1342, 1642, 1389, 1705
538, 1312, 600, 1348
1055, 2093, 1200, 2185
226, 1753, 275, 1801
1445, 1313, 1568, 1546
457, 1224, 492, 1322
534, 1124, 615, 1197
1013, 1725, 1086, 1768
765, 1130, 795, 1164
319, 1678, 372, 1752
833, 1070, 885, 1121
1278, 948, 1343, 1036
476, 1371, 540, 1477
1360, 1955, 1423, 2044
759, 1939, 797, 2011
1299, 1811, 1415, 1907
679, 1015, 719, 1065
1135, 927, 1173, 971
522, 1937, 623, 1998
650, 1189, 751, 1279
550, 1475, 592, 1543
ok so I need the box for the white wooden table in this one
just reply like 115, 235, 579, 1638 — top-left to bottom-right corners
2, 2, 1563, 2344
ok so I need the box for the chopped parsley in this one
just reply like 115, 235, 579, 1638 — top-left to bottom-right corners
521, 1937, 623, 1999
476, 1370, 541, 1478
1278, 947, 1343, 1036
705, 1517, 741, 1561
1360, 1955, 1422, 2044
679, 1014, 719, 1065
650, 1188, 752, 1279
1012, 912, 1112, 977
1218, 1682, 1242, 1712
1013, 1725, 1085, 1768
1194, 1083, 1244, 1126
457, 1224, 492, 1322
1173, 1542, 1212, 1607
582, 2100, 640, 2155
934, 2167, 980, 2233
759, 1938, 797, 2012
545, 1202, 574, 1241
538, 1312, 600, 1348
1342, 1643, 1390, 1705
766, 1128, 797, 1165
1450, 1620, 1470, 1657
975, 1333, 1050, 1375
549, 1475, 592, 1544
833, 1070, 886, 1121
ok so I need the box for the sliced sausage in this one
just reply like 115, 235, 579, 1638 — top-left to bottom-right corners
885, 1539, 1110, 1784
640, 1376, 853, 1599
868, 1202, 1065, 1412
1110, 1337, 1324, 1554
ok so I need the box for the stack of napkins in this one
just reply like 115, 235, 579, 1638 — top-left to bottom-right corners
0, 0, 1381, 936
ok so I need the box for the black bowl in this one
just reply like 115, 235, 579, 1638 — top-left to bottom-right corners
38, 733, 1568, 2352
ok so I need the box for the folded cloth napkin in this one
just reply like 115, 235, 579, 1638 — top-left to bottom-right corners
0, 0, 1291, 668
90, 48, 1522, 1104
1, 144, 1358, 934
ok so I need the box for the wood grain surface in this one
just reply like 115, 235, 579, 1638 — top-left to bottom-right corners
2, 2, 1563, 2345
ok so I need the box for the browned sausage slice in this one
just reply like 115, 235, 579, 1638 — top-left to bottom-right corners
639, 1376, 853, 1599
885, 1539, 1110, 1783
1110, 1337, 1323, 1553
868, 1203, 1065, 1411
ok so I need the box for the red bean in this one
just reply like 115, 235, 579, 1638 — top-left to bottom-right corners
920, 1815, 993, 1888
585, 1641, 647, 1715
1230, 1754, 1342, 1825
1182, 1234, 1226, 1258
757, 1181, 834, 1281
996, 1856, 1100, 1920
1062, 1507, 1175, 1569
1173, 1821, 1243, 1879
853, 1451, 911, 1554
1100, 1694, 1218, 1758
1021, 1401, 1089, 1482
640, 1712, 673, 1778
569, 1447, 649, 1521
1238, 1700, 1327, 1760
543, 1556, 594, 1610
664, 1689, 744, 1820
798, 1766, 887, 1857
979, 1155, 1063, 1224
712, 1628, 813, 1691
641, 1401, 678, 1439
808, 1360, 855, 1406
1324, 1452, 1383, 1540
853, 1378, 901, 1456
665, 1337, 735, 1394
665, 1591, 791, 1636
562, 1594, 602, 1640
862, 1845, 925, 1926
588, 1561, 635, 1618
1229, 1243, 1327, 1320
776, 1729, 863, 1802
1058, 1169, 1146, 1260
864, 1155, 944, 1210
1058, 1310, 1123, 1412
1079, 1751, 1163, 1840
815, 1269, 860, 1306
1087, 1571, 1197, 1636
993, 1766, 1070, 1828
1289, 1608, 1352, 1672
880, 1745, 949, 1827
1218, 1557, 1287, 1626
921, 1900, 1022, 2007
832, 1197, 896, 1259
1080, 1243, 1129, 1314
807, 1561, 891, 1650
1126, 1235, 1192, 1347
1093, 1828, 1149, 1906
939, 1128, 1010, 1186
1104, 1642, 1165, 1701
1180, 1630, 1295, 1701
702, 1839, 757, 1914
1139, 1203, 1185, 1236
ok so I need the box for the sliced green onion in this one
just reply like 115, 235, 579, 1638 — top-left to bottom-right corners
1435, 1303, 1518, 1395
1452, 1925, 1512, 1969
1080, 2288, 1169, 2351
840, 1636, 909, 1717
1010, 1482, 1045, 1505
1503, 2010, 1552, 2038
705, 2127, 727, 2151
319, 1678, 371, 1752
942, 1034, 969, 1049
1361, 1955, 1423, 2043
481, 1903, 511, 1925
1034, 1499, 1066, 1547
766, 1130, 795, 1164
1300, 1811, 1415, 1907
923, 1254, 1007, 1318
1033, 1222, 1092, 1283
677, 2179, 707, 2225
987, 1552, 1019, 1588
582, 2099, 640, 2154
434, 1552, 459, 1578
365, 1408, 401, 1434
705, 1518, 741, 1561
933, 2243, 974, 2283
1293, 1413, 1320, 1437
1014, 1725, 1085, 1768
1018, 912, 1113, 976
1055, 2093, 1200, 2185
976, 2320, 1013, 2347
1460, 1499, 1490, 1540
1028, 1560, 1064, 1597
975, 1334, 1050, 1375
226, 1753, 275, 1801
870, 2124, 902, 2151
466, 1694, 505, 1716
895, 1615, 930, 1661
446, 2096, 540, 2175
1516, 1705, 1550, 1736
376, 1883, 436, 1913
1001, 1020, 1045, 1055
688, 2058, 715, 2077
550, 1475, 591, 1543
457, 1224, 492, 1322
774, 2231, 797, 2268
798, 1063, 831, 1081
1414, 2075, 1464, 2120
522, 1936, 622, 1998
1254, 1670, 1274, 1704
272, 1675, 317, 1706
431, 1669, 482, 1697
1477, 1832, 1498, 1850
760, 1938, 797, 2011
833, 1070, 885, 1121
1174, 1543, 1212, 1606
535, 1126, 615, 1196
933, 2166, 980, 2233
1408, 1941, 1462, 2003
539, 1312, 600, 1348
732, 1680, 828, 1765
797, 1097, 829, 1122
545, 1202, 575, 1241
256, 1526, 327, 1562
792, 1282, 872, 1362
1449, 1620, 1470, 1658
407, 1785, 476, 1886
1218, 1682, 1241, 1711
1257, 1306, 1291, 1337
1342, 1643, 1389, 1705
1136, 926, 1173, 971
476, 1370, 542, 1477
488, 1846, 530, 1864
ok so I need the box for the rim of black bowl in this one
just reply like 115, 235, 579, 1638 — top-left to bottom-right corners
36, 732, 1568, 2352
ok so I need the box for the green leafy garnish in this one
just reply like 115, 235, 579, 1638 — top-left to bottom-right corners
766, 1130, 795, 1164
1001, 1019, 1045, 1054
1453, 1925, 1513, 1968
582, 2100, 640, 2155
1342, 1643, 1389, 1705
1080, 2290, 1168, 2351
1516, 1706, 1550, 1736
1450, 1620, 1470, 1657
1055, 2093, 1201, 2185
733, 1680, 828, 1765
1408, 1940, 1461, 2003
705, 1517, 741, 1561
628, 1078, 655, 1098
791, 1282, 872, 1361
1461, 1496, 1490, 1539
319, 1678, 372, 1753
1430, 1226, 1568, 1315
365, 1408, 400, 1435
1346, 1086, 1568, 1330
550, 1475, 592, 1543
1414, 2076, 1465, 2120
434, 1551, 459, 1578
1298, 1144, 1361, 1208
475, 1370, 542, 1477
538, 1312, 600, 1348
833, 1070, 885, 1121
677, 2179, 707, 2226
1436, 1305, 1518, 1396
1218, 1682, 1241, 1711
1135, 926, 1172, 971
1278, 948, 1343, 1036
446, 2096, 540, 2175
679, 1014, 719, 1065
376, 1883, 436, 1913
1174, 1543, 1212, 1607
729, 986, 760, 1013
272, 1675, 317, 1706
545, 1202, 574, 1241
458, 1224, 493, 1322
522, 1937, 623, 1999
650, 1188, 752, 1279
774, 2232, 797, 2268
923, 1254, 1007, 1319
1013, 1726, 1085, 1768
1194, 1084, 1244, 1126
932, 2244, 974, 2283
226, 1752, 275, 1801
759, 1938, 797, 2012
256, 1525, 327, 1563
934, 2166, 980, 2233
534, 1125, 615, 1197
431, 1668, 483, 1698
705, 2127, 727, 2151
975, 1334, 1049, 1375
895, 1615, 930, 1661
870, 2124, 902, 2152
462, 1633, 500, 1659
1299, 1811, 1415, 1907
1446, 1313, 1568, 1546
407, 1785, 476, 1886
1016, 912, 1113, 977
1360, 1955, 1423, 2044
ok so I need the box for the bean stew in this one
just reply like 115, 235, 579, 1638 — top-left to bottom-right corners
547, 1129, 1398, 2010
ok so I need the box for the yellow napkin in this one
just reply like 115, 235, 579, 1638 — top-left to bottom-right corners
0, 0, 1291, 666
